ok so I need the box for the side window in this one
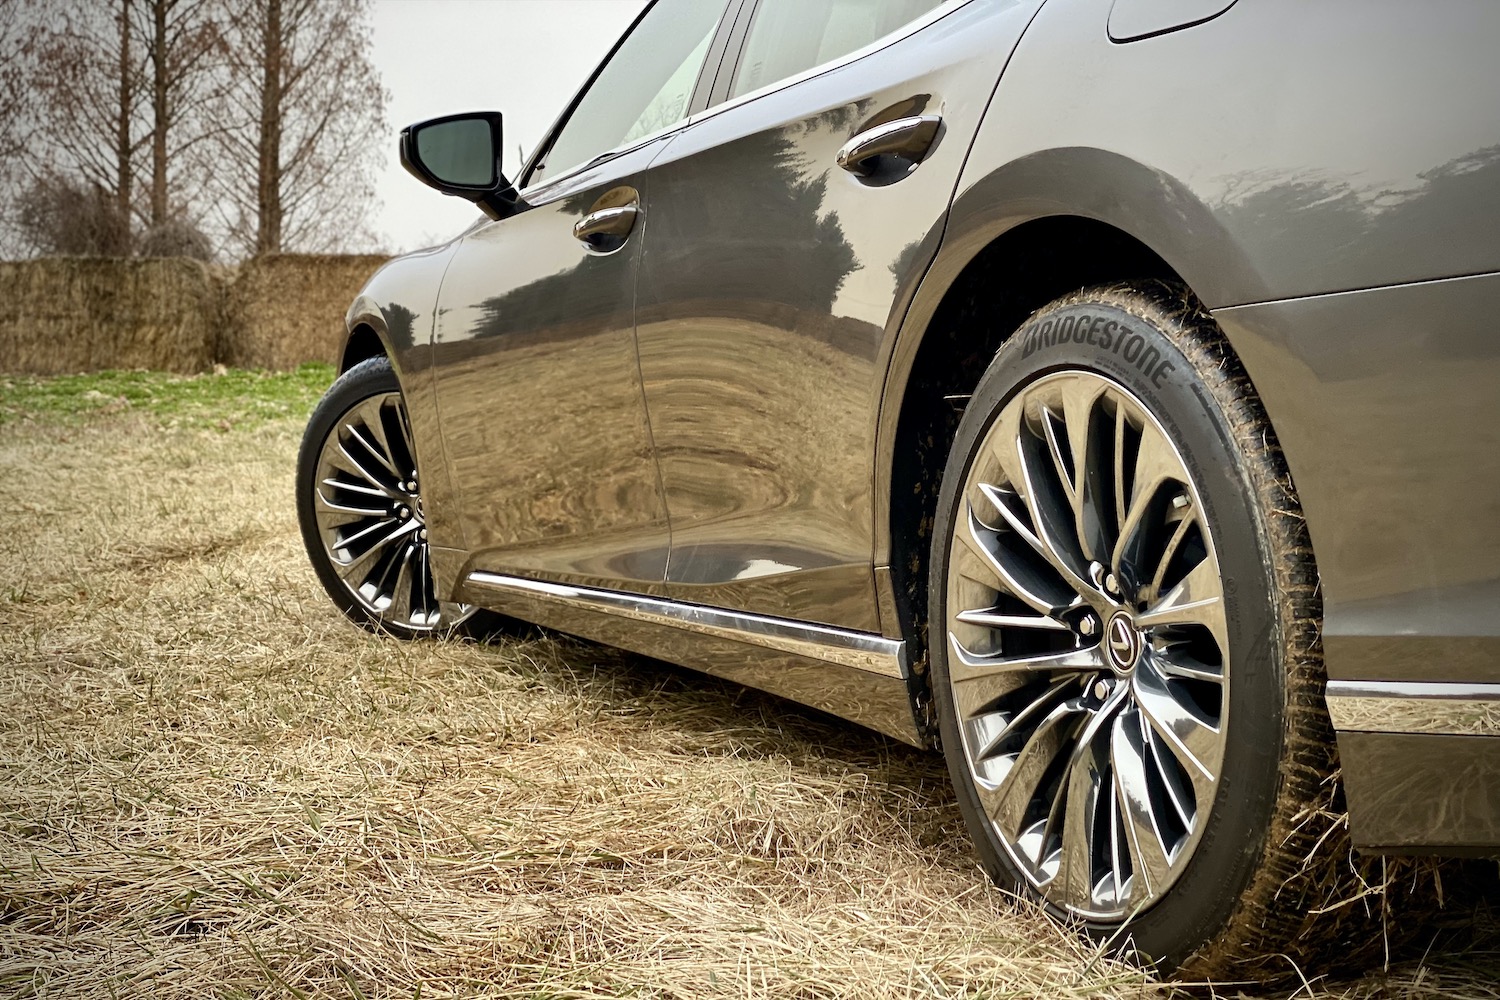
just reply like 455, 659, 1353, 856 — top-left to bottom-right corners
729, 0, 948, 99
531, 0, 725, 185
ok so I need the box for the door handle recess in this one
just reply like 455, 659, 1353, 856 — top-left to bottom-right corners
836, 114, 943, 177
573, 204, 639, 249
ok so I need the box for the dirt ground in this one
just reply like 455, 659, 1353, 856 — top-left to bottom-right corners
0, 376, 1496, 998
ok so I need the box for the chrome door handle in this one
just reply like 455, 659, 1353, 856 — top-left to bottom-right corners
573, 204, 639, 249
835, 114, 943, 177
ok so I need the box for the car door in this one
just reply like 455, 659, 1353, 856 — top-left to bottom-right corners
636, 0, 1045, 628
429, 0, 730, 592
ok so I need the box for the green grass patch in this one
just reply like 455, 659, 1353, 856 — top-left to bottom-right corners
0, 363, 335, 431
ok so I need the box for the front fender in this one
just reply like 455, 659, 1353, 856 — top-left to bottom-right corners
335, 239, 467, 592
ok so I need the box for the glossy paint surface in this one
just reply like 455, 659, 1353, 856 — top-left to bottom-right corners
429, 142, 672, 593
1217, 274, 1500, 685
636, 0, 1039, 629
1339, 732, 1500, 853
944, 0, 1500, 309
344, 243, 463, 563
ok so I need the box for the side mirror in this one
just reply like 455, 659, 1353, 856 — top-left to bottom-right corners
399, 111, 517, 220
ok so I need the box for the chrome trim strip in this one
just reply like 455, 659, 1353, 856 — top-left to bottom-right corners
519, 0, 973, 198
1326, 680, 1500, 737
466, 572, 907, 679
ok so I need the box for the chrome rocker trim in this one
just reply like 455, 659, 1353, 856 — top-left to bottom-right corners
1326, 679, 1500, 737
463, 571, 922, 746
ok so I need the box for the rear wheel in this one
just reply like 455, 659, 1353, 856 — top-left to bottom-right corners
297, 357, 490, 639
930, 283, 1343, 977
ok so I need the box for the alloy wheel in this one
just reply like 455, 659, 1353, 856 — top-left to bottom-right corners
943, 369, 1229, 921
312, 390, 471, 632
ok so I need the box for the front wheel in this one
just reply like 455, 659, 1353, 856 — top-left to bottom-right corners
930, 283, 1343, 978
297, 356, 480, 639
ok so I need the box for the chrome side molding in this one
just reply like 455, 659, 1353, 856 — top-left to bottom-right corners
465, 572, 907, 679
1326, 679, 1500, 737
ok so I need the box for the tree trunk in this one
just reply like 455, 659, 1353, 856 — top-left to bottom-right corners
149, 0, 167, 226
255, 0, 282, 255
116, 0, 133, 229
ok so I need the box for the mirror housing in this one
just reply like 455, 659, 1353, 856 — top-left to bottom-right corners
399, 111, 518, 220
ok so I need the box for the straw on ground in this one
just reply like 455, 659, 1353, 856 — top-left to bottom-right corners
0, 368, 1494, 998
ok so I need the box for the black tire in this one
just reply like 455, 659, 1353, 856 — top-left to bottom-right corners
297, 356, 519, 641
928, 282, 1367, 979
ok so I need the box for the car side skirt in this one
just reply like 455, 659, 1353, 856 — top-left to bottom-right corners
461, 572, 923, 747
1329, 680, 1500, 853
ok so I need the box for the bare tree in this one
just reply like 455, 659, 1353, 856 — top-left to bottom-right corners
0, 0, 40, 255
0, 0, 37, 163
27, 0, 145, 242
13, 0, 224, 256
136, 0, 224, 228
203, 0, 388, 256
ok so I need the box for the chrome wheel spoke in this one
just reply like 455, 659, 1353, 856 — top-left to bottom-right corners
1055, 735, 1109, 909
316, 488, 388, 527
948, 635, 1103, 718
978, 698, 1082, 844
944, 369, 1230, 921
954, 608, 1069, 631
1045, 683, 1126, 905
1005, 429, 1096, 598
1132, 668, 1221, 787
1111, 422, 1183, 589
1112, 708, 1174, 897
333, 518, 418, 582
1136, 558, 1227, 647
956, 506, 1071, 616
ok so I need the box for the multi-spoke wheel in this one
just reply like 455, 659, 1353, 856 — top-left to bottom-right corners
931, 284, 1342, 978
297, 357, 478, 637
945, 368, 1226, 920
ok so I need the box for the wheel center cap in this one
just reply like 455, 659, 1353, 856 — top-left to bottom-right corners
1105, 611, 1141, 673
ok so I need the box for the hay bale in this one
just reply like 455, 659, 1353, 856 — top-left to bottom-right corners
0, 257, 220, 374
223, 254, 388, 370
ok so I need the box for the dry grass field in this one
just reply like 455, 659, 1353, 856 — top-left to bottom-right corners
0, 368, 1496, 999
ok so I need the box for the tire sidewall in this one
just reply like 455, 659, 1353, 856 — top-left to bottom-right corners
929, 294, 1285, 967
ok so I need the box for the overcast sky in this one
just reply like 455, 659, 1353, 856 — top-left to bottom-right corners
370, 0, 649, 253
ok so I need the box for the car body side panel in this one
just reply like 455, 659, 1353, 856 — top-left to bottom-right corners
1215, 273, 1500, 686
428, 141, 673, 594
943, 0, 1500, 311
635, 0, 1043, 631
343, 242, 465, 592
1338, 731, 1500, 853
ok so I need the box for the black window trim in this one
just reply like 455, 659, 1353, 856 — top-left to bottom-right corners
518, 0, 748, 197
709, 0, 972, 113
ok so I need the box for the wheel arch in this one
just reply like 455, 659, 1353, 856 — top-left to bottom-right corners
339, 321, 388, 374
878, 213, 1202, 738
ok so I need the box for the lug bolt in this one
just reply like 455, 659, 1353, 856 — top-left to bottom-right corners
1094, 679, 1111, 700
398, 507, 410, 520
1079, 615, 1097, 637
418, 527, 427, 540
1104, 573, 1120, 596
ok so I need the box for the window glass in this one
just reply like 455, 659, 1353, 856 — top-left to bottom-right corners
730, 0, 947, 99
532, 0, 724, 184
